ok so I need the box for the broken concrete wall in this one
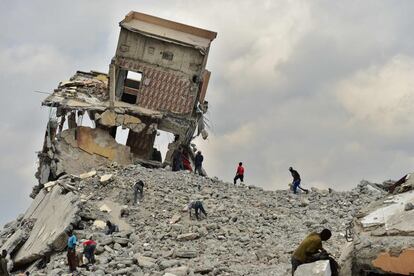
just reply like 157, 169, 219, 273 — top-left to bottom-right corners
344, 189, 414, 275
33, 124, 134, 198
56, 126, 133, 175
95, 110, 148, 133
112, 11, 216, 119
2, 185, 80, 267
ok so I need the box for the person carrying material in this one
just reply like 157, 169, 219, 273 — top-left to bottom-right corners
82, 236, 97, 265
194, 151, 204, 176
289, 167, 309, 194
105, 220, 119, 235
0, 250, 10, 276
66, 230, 78, 273
233, 162, 245, 185
291, 229, 338, 276
188, 200, 207, 220
133, 180, 145, 204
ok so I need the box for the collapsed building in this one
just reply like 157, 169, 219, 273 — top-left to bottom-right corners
33, 11, 217, 197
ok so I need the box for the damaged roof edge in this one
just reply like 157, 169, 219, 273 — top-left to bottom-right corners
120, 26, 210, 53
121, 11, 217, 41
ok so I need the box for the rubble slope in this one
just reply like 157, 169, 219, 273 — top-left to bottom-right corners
0, 164, 383, 275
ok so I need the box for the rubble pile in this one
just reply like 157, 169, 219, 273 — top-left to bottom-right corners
57, 71, 110, 102
1, 163, 384, 275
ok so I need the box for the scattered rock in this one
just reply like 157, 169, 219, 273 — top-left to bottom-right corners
177, 233, 200, 241
100, 174, 113, 184
99, 204, 112, 213
135, 254, 156, 268
405, 202, 414, 211
169, 214, 181, 224
80, 170, 97, 179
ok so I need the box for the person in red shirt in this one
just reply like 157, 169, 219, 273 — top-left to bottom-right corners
234, 162, 245, 185
82, 237, 97, 264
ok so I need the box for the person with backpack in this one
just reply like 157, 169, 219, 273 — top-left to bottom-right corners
234, 162, 245, 185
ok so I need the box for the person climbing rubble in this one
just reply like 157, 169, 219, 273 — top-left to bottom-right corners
66, 230, 78, 273
234, 162, 245, 185
291, 229, 339, 276
0, 250, 10, 276
82, 236, 97, 265
289, 167, 309, 194
188, 200, 207, 220
194, 151, 204, 176
105, 220, 119, 235
133, 180, 145, 204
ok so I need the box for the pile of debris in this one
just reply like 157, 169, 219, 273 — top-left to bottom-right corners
4, 9, 414, 276
340, 177, 414, 275
1, 163, 385, 275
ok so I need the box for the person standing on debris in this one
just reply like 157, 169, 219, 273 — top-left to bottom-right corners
66, 230, 78, 273
172, 147, 184, 171
133, 180, 145, 204
188, 200, 207, 220
234, 162, 245, 185
105, 220, 119, 235
291, 229, 338, 276
82, 236, 97, 265
0, 250, 9, 276
289, 167, 309, 194
194, 151, 204, 176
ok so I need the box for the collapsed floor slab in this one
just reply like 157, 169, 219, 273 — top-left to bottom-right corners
2, 185, 80, 267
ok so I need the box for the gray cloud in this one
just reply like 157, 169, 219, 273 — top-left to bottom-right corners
1, 0, 414, 226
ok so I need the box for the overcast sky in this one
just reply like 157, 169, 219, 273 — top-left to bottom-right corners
1, 0, 414, 226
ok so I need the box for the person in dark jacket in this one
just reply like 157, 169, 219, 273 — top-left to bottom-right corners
188, 200, 207, 220
133, 180, 145, 204
105, 221, 119, 235
194, 151, 204, 176
0, 250, 9, 276
234, 162, 244, 185
172, 147, 184, 171
289, 167, 309, 194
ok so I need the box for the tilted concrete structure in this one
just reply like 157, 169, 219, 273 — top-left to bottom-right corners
34, 11, 217, 197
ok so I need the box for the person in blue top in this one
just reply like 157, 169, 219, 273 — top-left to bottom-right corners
66, 230, 78, 272
289, 167, 309, 194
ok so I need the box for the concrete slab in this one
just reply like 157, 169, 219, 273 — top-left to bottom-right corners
360, 190, 414, 229
295, 260, 331, 276
11, 186, 80, 266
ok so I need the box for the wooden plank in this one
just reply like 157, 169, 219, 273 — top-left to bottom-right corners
123, 86, 139, 96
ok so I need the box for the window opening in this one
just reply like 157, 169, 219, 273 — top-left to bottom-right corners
115, 126, 129, 145
121, 71, 143, 104
153, 130, 175, 162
